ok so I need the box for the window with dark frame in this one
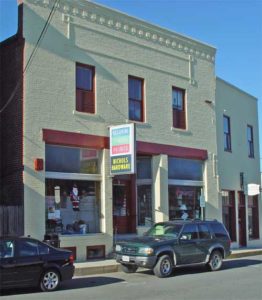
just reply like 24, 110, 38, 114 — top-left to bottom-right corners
223, 115, 231, 151
128, 76, 144, 122
247, 125, 254, 158
76, 63, 95, 114
172, 87, 186, 129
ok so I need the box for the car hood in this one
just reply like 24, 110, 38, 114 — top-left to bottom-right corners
117, 235, 177, 247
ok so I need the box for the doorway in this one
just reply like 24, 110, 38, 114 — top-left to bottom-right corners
113, 177, 136, 234
238, 192, 247, 247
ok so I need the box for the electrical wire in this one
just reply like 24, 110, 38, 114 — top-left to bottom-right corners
0, 0, 60, 114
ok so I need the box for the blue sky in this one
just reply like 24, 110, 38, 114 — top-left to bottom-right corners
1, 0, 262, 161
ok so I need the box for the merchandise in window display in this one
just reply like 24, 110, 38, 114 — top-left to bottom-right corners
45, 179, 100, 234
70, 185, 80, 211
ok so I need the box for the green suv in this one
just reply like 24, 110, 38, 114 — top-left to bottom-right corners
115, 220, 231, 278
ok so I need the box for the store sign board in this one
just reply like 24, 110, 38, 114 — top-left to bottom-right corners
247, 184, 260, 196
110, 124, 136, 175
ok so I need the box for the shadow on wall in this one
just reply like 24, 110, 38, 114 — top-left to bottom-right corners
24, 3, 120, 84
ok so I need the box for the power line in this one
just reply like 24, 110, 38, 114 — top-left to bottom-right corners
0, 0, 60, 114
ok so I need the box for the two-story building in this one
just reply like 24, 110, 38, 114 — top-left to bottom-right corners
216, 78, 261, 248
0, 0, 260, 260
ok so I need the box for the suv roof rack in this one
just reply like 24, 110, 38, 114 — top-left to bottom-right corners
169, 218, 219, 222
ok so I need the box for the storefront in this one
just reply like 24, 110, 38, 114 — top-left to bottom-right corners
112, 156, 153, 234
168, 157, 203, 221
112, 155, 205, 235
45, 145, 101, 237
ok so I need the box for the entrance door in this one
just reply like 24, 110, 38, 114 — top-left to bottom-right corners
238, 192, 247, 247
113, 179, 133, 234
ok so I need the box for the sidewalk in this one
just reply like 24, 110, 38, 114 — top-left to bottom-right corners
74, 247, 262, 276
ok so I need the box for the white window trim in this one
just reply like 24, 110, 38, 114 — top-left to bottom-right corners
45, 172, 102, 182
168, 179, 203, 187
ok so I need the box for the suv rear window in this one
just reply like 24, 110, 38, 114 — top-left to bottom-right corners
210, 223, 228, 238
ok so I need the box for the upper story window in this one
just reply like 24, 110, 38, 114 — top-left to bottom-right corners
128, 76, 144, 122
223, 115, 231, 152
76, 63, 95, 114
247, 125, 254, 158
172, 87, 186, 130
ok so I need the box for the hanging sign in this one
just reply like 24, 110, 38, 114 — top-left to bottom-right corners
110, 123, 136, 175
247, 184, 260, 196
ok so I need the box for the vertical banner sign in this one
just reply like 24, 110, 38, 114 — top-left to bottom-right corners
110, 123, 136, 175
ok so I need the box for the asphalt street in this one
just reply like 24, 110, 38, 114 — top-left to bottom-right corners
1, 255, 262, 300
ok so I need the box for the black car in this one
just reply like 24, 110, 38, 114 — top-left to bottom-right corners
115, 219, 231, 278
0, 236, 75, 292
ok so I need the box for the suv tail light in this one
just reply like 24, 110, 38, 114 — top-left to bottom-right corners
69, 254, 74, 264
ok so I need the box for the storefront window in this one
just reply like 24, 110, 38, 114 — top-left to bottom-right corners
222, 190, 236, 241
137, 185, 152, 226
169, 186, 201, 220
45, 179, 100, 235
46, 145, 99, 174
168, 158, 203, 181
137, 157, 152, 179
137, 157, 152, 226
248, 196, 259, 239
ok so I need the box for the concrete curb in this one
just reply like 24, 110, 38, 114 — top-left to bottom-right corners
75, 264, 121, 276
229, 249, 262, 259
74, 250, 262, 276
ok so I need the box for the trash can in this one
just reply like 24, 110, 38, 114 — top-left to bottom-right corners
43, 233, 60, 248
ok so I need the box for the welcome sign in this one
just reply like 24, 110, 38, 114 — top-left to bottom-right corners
110, 124, 136, 175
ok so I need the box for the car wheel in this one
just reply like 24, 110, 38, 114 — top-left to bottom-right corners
207, 250, 223, 271
153, 255, 173, 278
121, 264, 138, 273
40, 269, 60, 292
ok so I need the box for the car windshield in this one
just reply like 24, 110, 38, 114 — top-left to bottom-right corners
146, 224, 182, 238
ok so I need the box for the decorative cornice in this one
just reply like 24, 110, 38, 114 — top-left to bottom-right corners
27, 0, 216, 63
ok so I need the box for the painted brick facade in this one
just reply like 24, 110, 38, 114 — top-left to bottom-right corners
21, 0, 218, 256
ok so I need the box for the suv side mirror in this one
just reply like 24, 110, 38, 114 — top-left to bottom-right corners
180, 234, 188, 240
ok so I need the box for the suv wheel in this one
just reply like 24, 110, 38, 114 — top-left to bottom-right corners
207, 250, 223, 271
121, 264, 138, 273
40, 269, 60, 292
153, 255, 173, 278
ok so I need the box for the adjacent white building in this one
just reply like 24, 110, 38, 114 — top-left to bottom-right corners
216, 78, 261, 248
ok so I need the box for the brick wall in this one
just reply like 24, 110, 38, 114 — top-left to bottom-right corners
0, 5, 24, 211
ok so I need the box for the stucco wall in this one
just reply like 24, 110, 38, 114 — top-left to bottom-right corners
216, 78, 260, 188
216, 77, 261, 246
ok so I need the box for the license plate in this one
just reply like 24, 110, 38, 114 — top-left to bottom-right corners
122, 255, 130, 262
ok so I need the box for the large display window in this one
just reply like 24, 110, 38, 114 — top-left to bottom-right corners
169, 186, 201, 220
45, 179, 100, 235
46, 145, 99, 174
168, 157, 203, 181
45, 144, 101, 235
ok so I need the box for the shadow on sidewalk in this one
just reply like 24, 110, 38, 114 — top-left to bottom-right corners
0, 276, 125, 296
137, 257, 262, 277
